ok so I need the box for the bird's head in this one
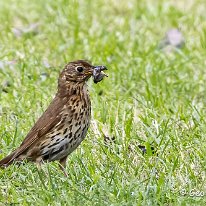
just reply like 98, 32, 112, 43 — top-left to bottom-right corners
59, 60, 107, 86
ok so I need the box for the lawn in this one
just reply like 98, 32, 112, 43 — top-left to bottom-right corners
0, 0, 206, 205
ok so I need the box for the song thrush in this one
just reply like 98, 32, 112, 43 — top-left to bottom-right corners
0, 60, 107, 175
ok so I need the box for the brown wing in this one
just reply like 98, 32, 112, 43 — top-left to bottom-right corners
6, 94, 69, 163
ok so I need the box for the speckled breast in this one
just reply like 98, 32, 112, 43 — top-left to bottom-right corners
39, 92, 91, 162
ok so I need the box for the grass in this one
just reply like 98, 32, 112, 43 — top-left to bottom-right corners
0, 0, 206, 205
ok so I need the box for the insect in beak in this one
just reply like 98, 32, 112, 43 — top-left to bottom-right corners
93, 66, 108, 83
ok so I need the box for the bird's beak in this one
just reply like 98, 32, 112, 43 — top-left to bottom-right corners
93, 66, 108, 84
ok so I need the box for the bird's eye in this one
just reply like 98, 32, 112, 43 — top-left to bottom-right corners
76, 66, 84, 72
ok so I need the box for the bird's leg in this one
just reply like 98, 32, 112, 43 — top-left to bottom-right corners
59, 156, 68, 177
36, 157, 43, 171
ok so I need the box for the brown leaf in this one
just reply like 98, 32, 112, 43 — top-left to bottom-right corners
104, 135, 116, 146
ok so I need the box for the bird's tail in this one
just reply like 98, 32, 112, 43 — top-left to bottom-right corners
0, 152, 16, 168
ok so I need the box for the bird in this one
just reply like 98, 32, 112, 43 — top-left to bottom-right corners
0, 60, 107, 175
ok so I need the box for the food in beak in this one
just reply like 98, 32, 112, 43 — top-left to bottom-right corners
93, 66, 108, 83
